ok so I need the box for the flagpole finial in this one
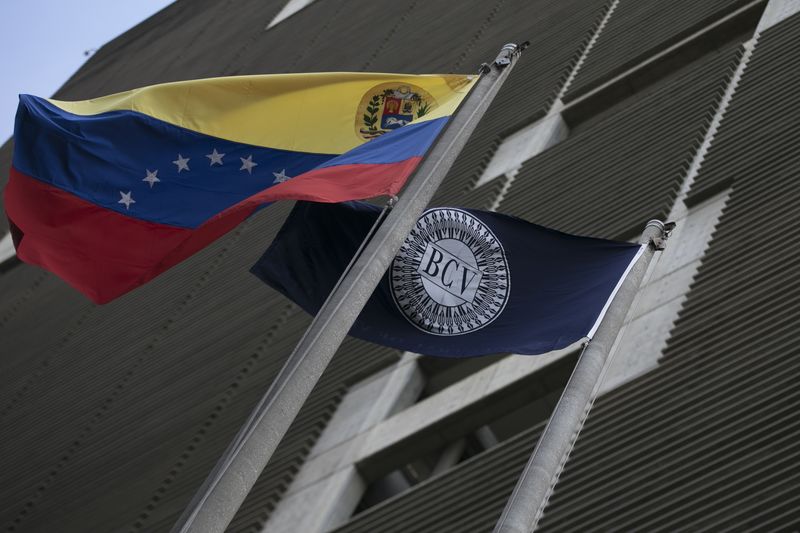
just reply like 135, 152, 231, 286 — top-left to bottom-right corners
643, 219, 675, 250
494, 42, 527, 68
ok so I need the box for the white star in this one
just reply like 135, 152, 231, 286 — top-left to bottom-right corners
272, 169, 291, 183
240, 155, 258, 174
118, 191, 135, 210
142, 169, 160, 188
206, 148, 225, 166
173, 154, 190, 172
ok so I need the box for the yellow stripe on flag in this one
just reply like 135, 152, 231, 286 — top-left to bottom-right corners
48, 72, 477, 154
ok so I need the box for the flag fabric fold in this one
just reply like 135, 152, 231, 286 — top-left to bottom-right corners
251, 201, 644, 357
4, 72, 475, 303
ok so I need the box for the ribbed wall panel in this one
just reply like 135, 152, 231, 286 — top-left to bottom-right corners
240, 0, 414, 74
333, 424, 544, 533
0, 199, 399, 532
0, 298, 95, 422
687, 14, 800, 204
501, 46, 740, 240
564, 0, 753, 101
432, 0, 609, 205
449, 176, 505, 212
536, 13, 800, 530
225, 338, 401, 533
55, 0, 288, 98
0, 207, 292, 531
334, 0, 509, 73
0, 140, 11, 233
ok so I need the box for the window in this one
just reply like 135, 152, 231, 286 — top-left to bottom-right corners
353, 350, 580, 515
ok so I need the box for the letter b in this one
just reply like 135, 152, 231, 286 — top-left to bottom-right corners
423, 248, 444, 276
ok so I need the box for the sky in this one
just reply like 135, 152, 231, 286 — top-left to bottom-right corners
0, 0, 175, 142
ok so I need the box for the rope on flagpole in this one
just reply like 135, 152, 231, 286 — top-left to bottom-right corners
329, 196, 398, 296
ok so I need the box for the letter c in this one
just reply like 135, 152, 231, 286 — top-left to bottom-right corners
441, 259, 458, 288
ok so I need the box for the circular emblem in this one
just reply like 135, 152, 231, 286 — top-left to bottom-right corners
356, 83, 436, 140
391, 208, 510, 336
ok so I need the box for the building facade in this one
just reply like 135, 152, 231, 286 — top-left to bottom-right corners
1, 0, 799, 531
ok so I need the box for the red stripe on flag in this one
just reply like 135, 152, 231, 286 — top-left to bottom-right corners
4, 157, 423, 303
5, 167, 192, 303
256, 157, 422, 203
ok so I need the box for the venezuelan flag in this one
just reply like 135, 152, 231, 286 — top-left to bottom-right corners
4, 73, 476, 303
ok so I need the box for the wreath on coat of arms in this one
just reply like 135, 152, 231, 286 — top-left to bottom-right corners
356, 83, 436, 140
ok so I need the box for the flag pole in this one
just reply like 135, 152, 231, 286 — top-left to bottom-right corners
492, 219, 672, 533
171, 43, 525, 533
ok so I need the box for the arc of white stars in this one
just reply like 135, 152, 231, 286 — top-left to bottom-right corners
142, 169, 160, 188
272, 169, 291, 183
118, 191, 135, 210
173, 154, 190, 172
206, 148, 225, 166
240, 155, 257, 174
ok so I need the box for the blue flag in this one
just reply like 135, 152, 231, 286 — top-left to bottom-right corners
251, 202, 643, 357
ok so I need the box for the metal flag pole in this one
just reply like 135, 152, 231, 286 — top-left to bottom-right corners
493, 219, 673, 533
171, 43, 525, 533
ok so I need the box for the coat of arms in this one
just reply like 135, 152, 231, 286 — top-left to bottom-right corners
356, 83, 436, 140
391, 207, 510, 336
